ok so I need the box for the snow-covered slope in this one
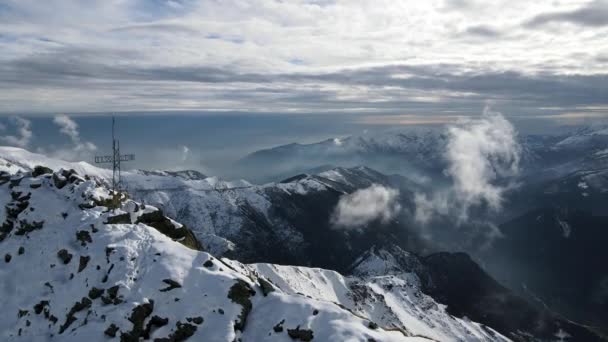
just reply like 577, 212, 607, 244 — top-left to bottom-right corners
0, 161, 455, 341
234, 258, 507, 341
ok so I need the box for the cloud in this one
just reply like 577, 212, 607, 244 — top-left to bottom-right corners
0, 1, 607, 115
526, 0, 608, 28
331, 184, 401, 229
1, 117, 32, 147
463, 25, 503, 38
414, 106, 521, 223
181, 145, 190, 163
446, 106, 520, 212
50, 114, 97, 161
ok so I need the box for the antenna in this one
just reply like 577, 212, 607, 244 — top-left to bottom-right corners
95, 115, 135, 192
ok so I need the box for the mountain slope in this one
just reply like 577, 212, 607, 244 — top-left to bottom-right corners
480, 207, 608, 331
0, 153, 514, 341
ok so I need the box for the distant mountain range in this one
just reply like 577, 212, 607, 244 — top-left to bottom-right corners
236, 125, 608, 184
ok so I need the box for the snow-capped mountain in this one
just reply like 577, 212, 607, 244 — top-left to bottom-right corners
237, 126, 608, 184
0, 151, 512, 341
236, 129, 449, 183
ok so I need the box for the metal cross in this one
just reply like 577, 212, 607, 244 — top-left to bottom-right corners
94, 116, 135, 192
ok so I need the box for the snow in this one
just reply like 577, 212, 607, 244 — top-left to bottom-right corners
0, 147, 513, 341
234, 259, 508, 342
0, 164, 432, 341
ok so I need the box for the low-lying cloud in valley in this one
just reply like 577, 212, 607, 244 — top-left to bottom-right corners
415, 107, 521, 224
331, 184, 401, 229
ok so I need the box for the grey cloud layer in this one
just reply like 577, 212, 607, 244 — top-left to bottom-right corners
2, 51, 606, 114
0, 1, 607, 114
526, 0, 608, 27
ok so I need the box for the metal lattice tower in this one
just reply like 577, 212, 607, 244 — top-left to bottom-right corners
94, 116, 135, 192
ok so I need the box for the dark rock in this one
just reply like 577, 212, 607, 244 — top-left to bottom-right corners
159, 279, 182, 292
105, 323, 119, 337
287, 325, 314, 341
203, 259, 214, 268
4, 253, 11, 263
9, 177, 23, 188
121, 301, 154, 340
88, 287, 104, 300
105, 246, 115, 263
18, 309, 28, 318
57, 249, 72, 264
59, 297, 92, 334
15, 220, 44, 235
78, 255, 90, 273
33, 300, 49, 314
273, 319, 285, 333
52, 173, 67, 189
44, 282, 54, 292
101, 285, 123, 305
32, 166, 53, 177
142, 315, 169, 339
136, 210, 202, 251
368, 322, 378, 330
11, 192, 31, 202
187, 316, 203, 325
154, 321, 197, 342
312, 309, 319, 316
105, 213, 131, 224
18, 246, 24, 255
76, 230, 92, 246
78, 202, 95, 210
227, 279, 255, 332
6, 200, 29, 219
259, 278, 275, 297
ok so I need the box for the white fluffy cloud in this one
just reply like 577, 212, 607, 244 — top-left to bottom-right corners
52, 114, 97, 152
1, 117, 32, 147
415, 107, 521, 223
331, 184, 401, 229
49, 114, 97, 161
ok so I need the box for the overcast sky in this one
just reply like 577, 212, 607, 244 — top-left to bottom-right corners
0, 0, 607, 121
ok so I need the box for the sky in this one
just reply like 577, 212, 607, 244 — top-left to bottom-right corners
0, 0, 608, 172
0, 0, 607, 116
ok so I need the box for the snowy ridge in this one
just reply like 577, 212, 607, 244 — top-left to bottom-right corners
0, 161, 444, 341
226, 256, 508, 342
